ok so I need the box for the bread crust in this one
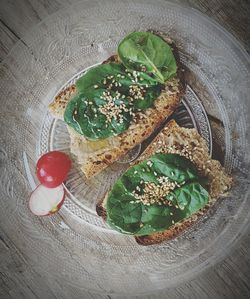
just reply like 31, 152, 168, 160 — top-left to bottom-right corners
48, 85, 76, 120
48, 36, 185, 178
97, 120, 233, 245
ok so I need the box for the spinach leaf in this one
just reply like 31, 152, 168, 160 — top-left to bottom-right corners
168, 182, 209, 218
118, 32, 177, 84
150, 153, 198, 183
64, 92, 132, 140
76, 63, 162, 109
64, 63, 163, 139
106, 154, 209, 236
76, 63, 124, 95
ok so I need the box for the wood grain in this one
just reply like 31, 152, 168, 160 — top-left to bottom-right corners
186, 0, 250, 53
0, 0, 249, 62
0, 21, 18, 61
0, 0, 249, 298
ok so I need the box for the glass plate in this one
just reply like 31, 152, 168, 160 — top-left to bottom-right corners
0, 0, 249, 295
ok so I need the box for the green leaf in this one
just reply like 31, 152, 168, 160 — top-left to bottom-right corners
106, 154, 209, 236
64, 92, 132, 140
78, 63, 162, 109
169, 182, 209, 218
64, 63, 163, 139
150, 153, 198, 183
76, 63, 123, 95
118, 32, 177, 84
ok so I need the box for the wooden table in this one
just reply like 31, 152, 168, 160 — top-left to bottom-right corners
0, 1, 249, 298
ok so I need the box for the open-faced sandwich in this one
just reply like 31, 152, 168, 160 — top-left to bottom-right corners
47, 30, 232, 245
48, 31, 185, 178
96, 120, 232, 245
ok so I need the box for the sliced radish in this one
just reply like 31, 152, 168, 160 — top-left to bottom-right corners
29, 184, 65, 216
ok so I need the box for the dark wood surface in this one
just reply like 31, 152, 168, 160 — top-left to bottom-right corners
0, 1, 249, 298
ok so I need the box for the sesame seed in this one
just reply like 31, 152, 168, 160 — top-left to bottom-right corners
172, 220, 175, 224
94, 85, 98, 88
146, 161, 153, 167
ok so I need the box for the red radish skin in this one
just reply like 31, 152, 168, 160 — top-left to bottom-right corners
47, 196, 65, 215
29, 184, 65, 216
36, 151, 71, 188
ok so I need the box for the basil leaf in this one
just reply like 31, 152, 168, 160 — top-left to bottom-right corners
118, 32, 177, 84
106, 154, 209, 236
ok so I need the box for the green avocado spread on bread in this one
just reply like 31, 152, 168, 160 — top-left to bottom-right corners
106, 154, 209, 236
64, 31, 177, 140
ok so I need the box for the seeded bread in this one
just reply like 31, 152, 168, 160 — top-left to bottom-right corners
48, 35, 185, 179
96, 120, 233, 245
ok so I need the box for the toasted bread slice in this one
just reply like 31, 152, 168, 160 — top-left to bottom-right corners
48, 36, 185, 179
96, 120, 233, 245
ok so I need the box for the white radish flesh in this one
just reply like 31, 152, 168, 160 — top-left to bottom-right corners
29, 184, 65, 216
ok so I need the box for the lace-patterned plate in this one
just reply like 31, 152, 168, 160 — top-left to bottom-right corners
0, 0, 250, 295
